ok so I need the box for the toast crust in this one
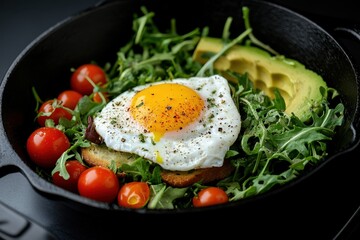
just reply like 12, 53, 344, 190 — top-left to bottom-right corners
160, 160, 234, 187
81, 144, 234, 187
81, 144, 137, 168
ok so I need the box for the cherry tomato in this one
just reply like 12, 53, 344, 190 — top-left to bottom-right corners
52, 160, 87, 193
118, 182, 150, 208
78, 166, 119, 203
192, 187, 229, 207
93, 91, 109, 103
70, 64, 107, 95
57, 90, 83, 110
26, 127, 70, 169
37, 99, 72, 126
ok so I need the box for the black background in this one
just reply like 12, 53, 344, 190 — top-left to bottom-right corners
1, 0, 360, 239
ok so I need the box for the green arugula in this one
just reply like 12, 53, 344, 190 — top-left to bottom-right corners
221, 77, 344, 201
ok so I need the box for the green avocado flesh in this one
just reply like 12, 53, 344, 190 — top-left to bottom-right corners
193, 37, 327, 121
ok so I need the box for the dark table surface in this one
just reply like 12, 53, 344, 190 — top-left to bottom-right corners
1, 1, 360, 239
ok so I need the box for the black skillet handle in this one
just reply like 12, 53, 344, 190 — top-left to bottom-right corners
333, 25, 360, 130
330, 26, 360, 240
0, 136, 63, 199
0, 200, 57, 240
335, 27, 360, 39
0, 139, 20, 169
334, 26, 360, 70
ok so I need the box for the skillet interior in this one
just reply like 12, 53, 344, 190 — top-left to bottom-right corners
0, 0, 359, 216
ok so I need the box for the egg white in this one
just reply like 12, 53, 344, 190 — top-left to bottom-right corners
94, 75, 241, 171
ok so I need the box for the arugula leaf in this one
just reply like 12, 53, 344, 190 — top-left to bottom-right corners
119, 157, 162, 184
148, 184, 188, 209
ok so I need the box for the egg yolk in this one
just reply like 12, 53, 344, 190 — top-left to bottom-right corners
130, 83, 204, 142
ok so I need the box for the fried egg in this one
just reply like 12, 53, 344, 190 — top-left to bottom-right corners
94, 75, 241, 171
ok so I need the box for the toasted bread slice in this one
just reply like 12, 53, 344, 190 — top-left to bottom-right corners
160, 160, 234, 187
81, 144, 234, 187
81, 144, 137, 168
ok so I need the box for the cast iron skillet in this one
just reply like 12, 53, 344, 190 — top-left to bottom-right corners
0, 0, 359, 218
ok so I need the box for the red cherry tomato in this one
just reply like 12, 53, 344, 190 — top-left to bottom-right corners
52, 160, 87, 193
26, 127, 70, 169
57, 90, 83, 110
78, 166, 119, 203
93, 92, 109, 103
70, 64, 107, 95
192, 187, 229, 207
118, 182, 150, 208
37, 99, 72, 126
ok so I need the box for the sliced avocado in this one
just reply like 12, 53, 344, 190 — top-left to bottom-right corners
193, 37, 327, 121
